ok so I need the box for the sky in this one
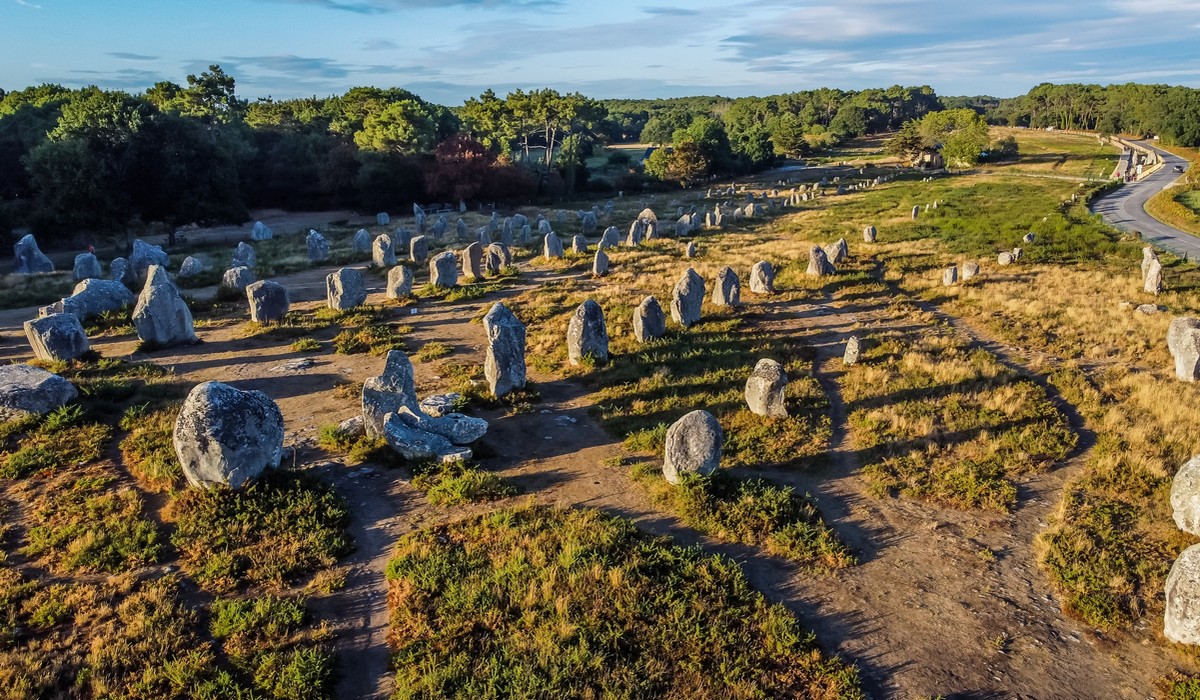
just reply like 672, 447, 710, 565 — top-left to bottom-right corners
3, 0, 1200, 105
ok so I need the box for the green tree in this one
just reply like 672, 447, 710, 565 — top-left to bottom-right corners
353, 99, 438, 154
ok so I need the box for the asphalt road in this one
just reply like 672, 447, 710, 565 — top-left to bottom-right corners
1090, 141, 1196, 256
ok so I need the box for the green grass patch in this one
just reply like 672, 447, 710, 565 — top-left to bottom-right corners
0, 272, 76, 310
332, 323, 407, 355
385, 505, 863, 699
0, 405, 111, 479
412, 341, 453, 363
411, 460, 518, 505
316, 424, 401, 467
210, 595, 336, 700
291, 337, 321, 352
118, 403, 183, 492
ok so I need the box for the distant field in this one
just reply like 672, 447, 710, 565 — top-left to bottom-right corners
994, 127, 1120, 180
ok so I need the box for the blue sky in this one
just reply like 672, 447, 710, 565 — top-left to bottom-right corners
3, 0, 1199, 105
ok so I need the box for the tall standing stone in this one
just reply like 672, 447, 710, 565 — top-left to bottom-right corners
326, 268, 367, 310
387, 266, 413, 299
749, 261, 775, 294
807, 246, 835, 276
626, 220, 644, 247
744, 358, 788, 417
712, 267, 740, 307
844, 336, 861, 365
307, 230, 330, 262
663, 410, 722, 485
430, 251, 458, 288
483, 302, 526, 397
863, 225, 877, 243
1172, 456, 1200, 536
409, 235, 430, 264
634, 296, 666, 343
373, 234, 397, 267
1145, 258, 1164, 295
942, 266, 958, 286
593, 248, 609, 277
600, 226, 620, 250
543, 233, 564, 260
1169, 317, 1200, 381
572, 235, 588, 255
132, 265, 196, 348
462, 242, 485, 280
246, 280, 289, 324
912, 206, 920, 219
13, 234, 54, 274
567, 299, 609, 366
685, 241, 697, 258
671, 268, 705, 328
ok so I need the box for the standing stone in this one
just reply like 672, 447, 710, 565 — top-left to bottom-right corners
462, 242, 484, 280
593, 248, 609, 277
174, 381, 284, 490
0, 364, 78, 423
644, 221, 659, 240
671, 268, 705, 328
1012, 247, 1024, 261
1172, 456, 1200, 536
825, 238, 849, 264
487, 243, 511, 272
483, 302, 526, 398
663, 410, 723, 485
634, 296, 667, 343
409, 235, 429, 264
749, 261, 775, 294
372, 234, 396, 267
567, 299, 609, 366
712, 267, 740, 307
572, 235, 588, 255
962, 262, 980, 281
433, 215, 450, 240
246, 280, 289, 324
1023, 232, 1036, 244
863, 225, 877, 243
73, 253, 101, 281
685, 241, 697, 258
326, 268, 367, 310
807, 246, 836, 276
13, 234, 54, 274
580, 211, 598, 235
942, 266, 958, 286
638, 207, 658, 223
130, 239, 169, 281
600, 226, 620, 250
59, 279, 135, 320
377, 212, 390, 226
998, 252, 1015, 266
745, 358, 788, 417
179, 256, 204, 278
844, 336, 861, 365
543, 233, 564, 260
1165, 544, 1200, 645
393, 227, 413, 252
1145, 258, 1164, 295
232, 242, 257, 269
24, 313, 90, 362
1168, 317, 1200, 381
912, 206, 920, 219
538, 219, 553, 235
110, 258, 136, 288
307, 231, 331, 262
1142, 246, 1160, 281
519, 224, 532, 247
222, 266, 255, 292
351, 229, 372, 255
132, 265, 196, 348
251, 221, 273, 241
430, 251, 458, 288
363, 350, 420, 437
386, 266, 413, 299
627, 220, 644, 247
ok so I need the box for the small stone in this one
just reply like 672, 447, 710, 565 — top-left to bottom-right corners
251, 221, 273, 241
824, 238, 849, 264
572, 235, 588, 255
663, 410, 723, 485
593, 248, 609, 277
600, 226, 620, 249
863, 225, 877, 243
24, 313, 90, 362
567, 299, 609, 366
685, 241, 697, 258
178, 256, 204, 278
326, 268, 367, 310
1023, 232, 1036, 243
110, 258, 137, 288
998, 252, 1015, 266
745, 358, 787, 417
307, 231, 331, 262
634, 296, 667, 343
377, 212, 390, 226
232, 242, 257, 269
943, 266, 958, 286
844, 336, 861, 365
420, 394, 462, 418
961, 262, 980, 281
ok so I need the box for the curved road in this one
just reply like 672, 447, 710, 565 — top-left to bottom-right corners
1090, 141, 1195, 256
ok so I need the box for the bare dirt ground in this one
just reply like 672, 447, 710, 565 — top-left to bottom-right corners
0, 239, 1185, 699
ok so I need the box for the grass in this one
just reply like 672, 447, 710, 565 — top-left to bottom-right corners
633, 464, 853, 570
0, 405, 111, 479
413, 340, 453, 363
316, 424, 401, 467
410, 460, 518, 505
332, 323, 408, 355
291, 337, 322, 352
210, 595, 337, 699
385, 505, 863, 699
991, 127, 1120, 180
118, 403, 184, 492
1146, 186, 1200, 237
166, 471, 353, 593
0, 272, 76, 310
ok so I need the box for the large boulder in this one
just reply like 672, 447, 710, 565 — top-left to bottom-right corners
749, 261, 775, 294
173, 381, 284, 490
0, 364, 77, 422
1169, 317, 1200, 382
483, 302, 526, 398
462, 242, 484, 280
222, 266, 255, 292
670, 268, 705, 328
13, 234, 54, 274
807, 246, 835, 276
543, 233, 564, 260
232, 242, 256, 269
373, 234, 397, 267
1173, 456, 1200, 537
745, 358, 788, 417
60, 278, 135, 320
712, 267, 740, 307
326, 268, 367, 310
73, 253, 101, 281
132, 265, 196, 348
362, 351, 421, 438
130, 239, 169, 281
382, 413, 471, 463
1165, 544, 1200, 645
246, 280, 290, 324
430, 251, 458, 288
387, 266, 414, 299
24, 313, 90, 363
634, 296, 666, 343
307, 230, 331, 262
663, 410, 723, 485
567, 299, 609, 366
251, 221, 273, 241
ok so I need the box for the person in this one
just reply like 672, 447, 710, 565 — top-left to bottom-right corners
87, 243, 94, 254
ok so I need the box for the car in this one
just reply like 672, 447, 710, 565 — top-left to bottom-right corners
1174, 165, 1185, 173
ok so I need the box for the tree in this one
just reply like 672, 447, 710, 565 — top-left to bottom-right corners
644, 141, 708, 186
178, 65, 243, 135
425, 134, 495, 202
354, 99, 438, 154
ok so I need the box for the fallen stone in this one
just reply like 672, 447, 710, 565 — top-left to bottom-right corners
663, 410, 723, 485
382, 413, 471, 463
174, 381, 284, 490
396, 407, 488, 445
60, 278, 135, 320
363, 350, 420, 437
0, 364, 78, 422
745, 358, 787, 417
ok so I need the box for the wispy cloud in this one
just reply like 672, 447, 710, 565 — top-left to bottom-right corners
14, 0, 43, 9
362, 38, 398, 51
263, 0, 561, 13
108, 52, 159, 61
